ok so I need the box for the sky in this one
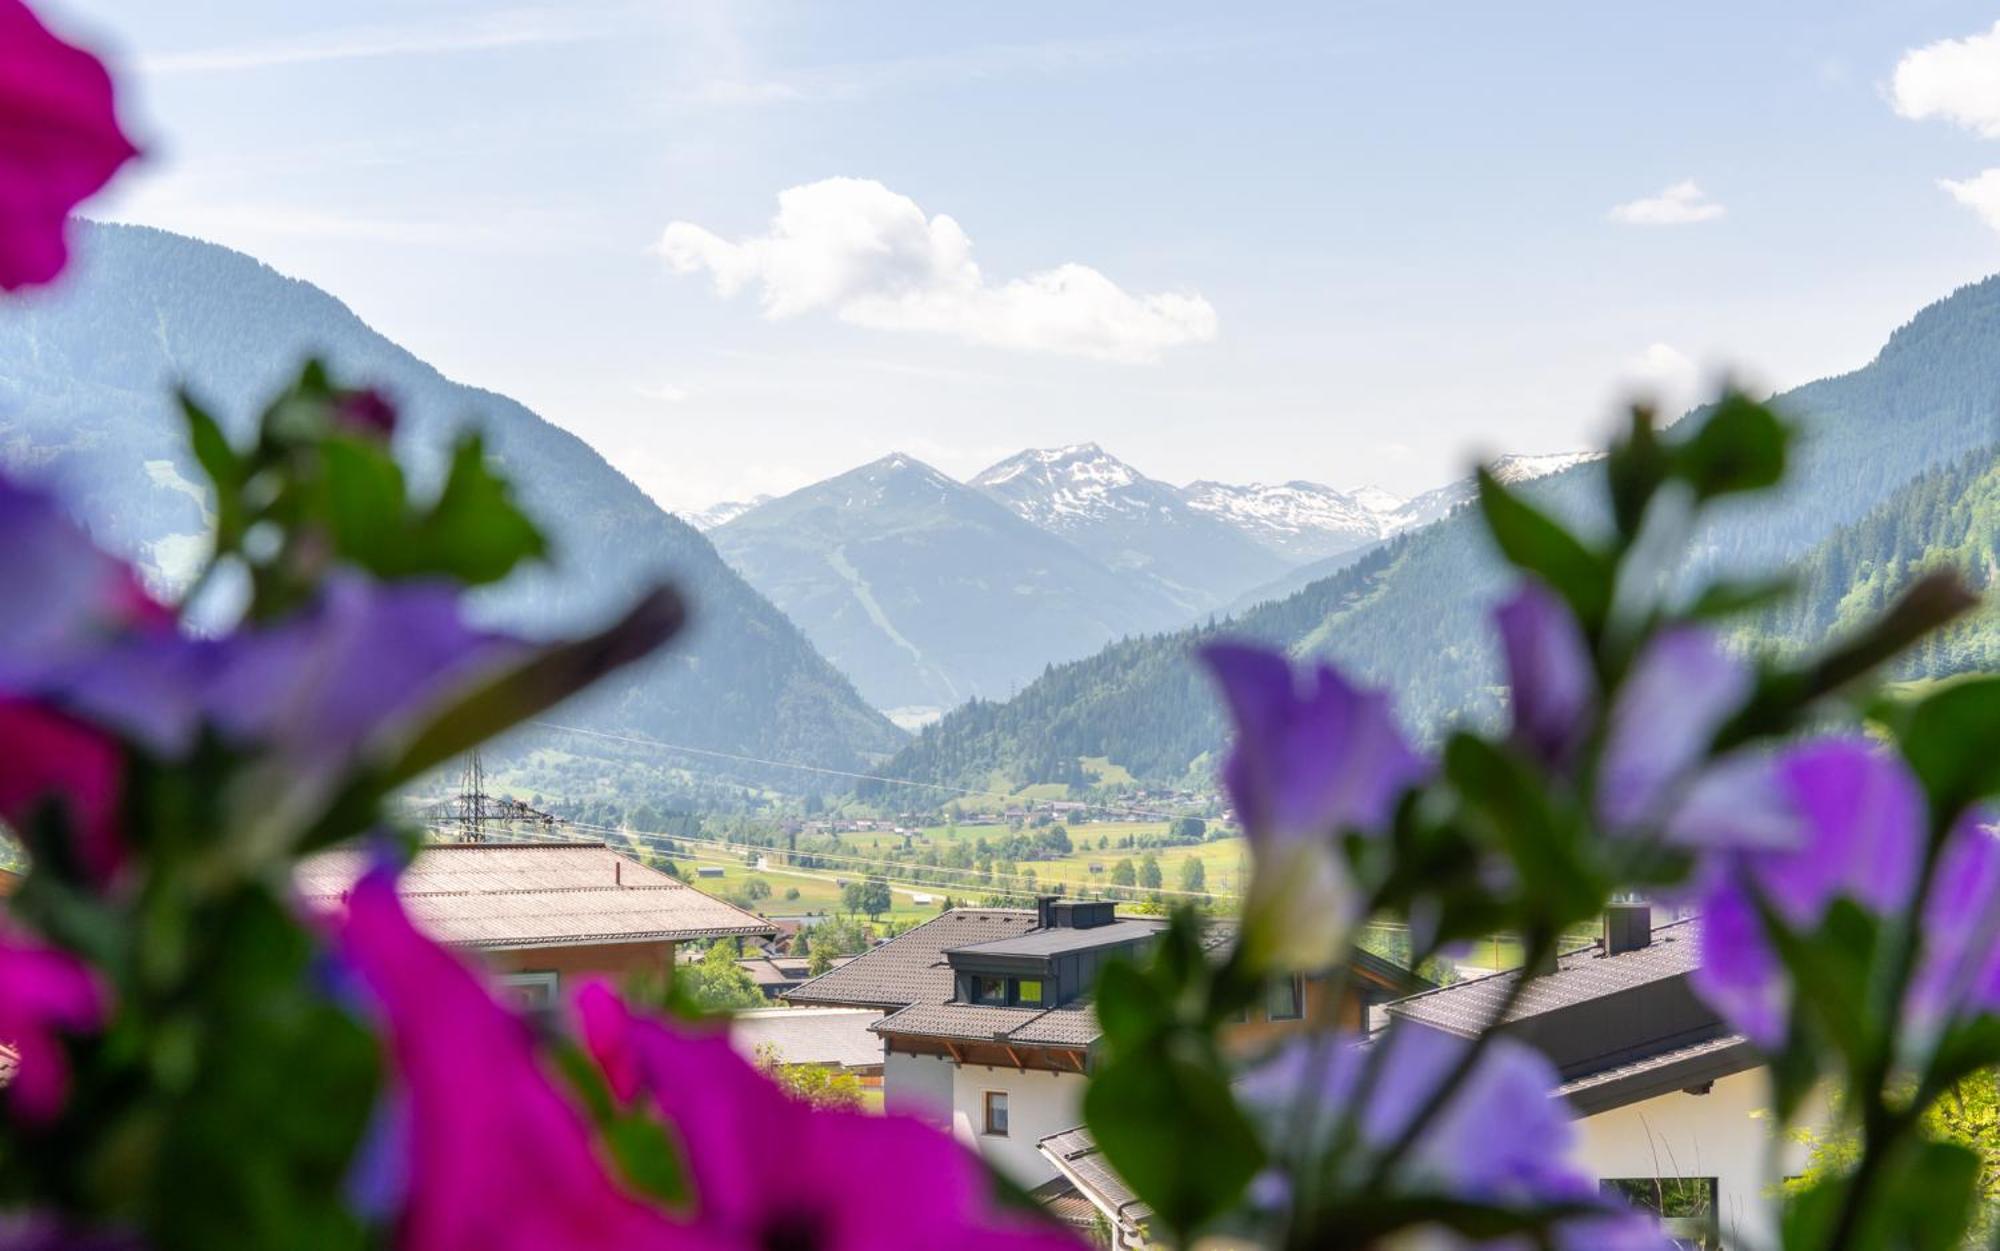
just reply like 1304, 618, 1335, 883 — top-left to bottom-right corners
44, 0, 2000, 513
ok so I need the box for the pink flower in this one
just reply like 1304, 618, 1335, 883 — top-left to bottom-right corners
577, 983, 1084, 1251
332, 867, 694, 1251
0, 698, 124, 884
0, 0, 139, 290
0, 926, 105, 1123
333, 388, 397, 438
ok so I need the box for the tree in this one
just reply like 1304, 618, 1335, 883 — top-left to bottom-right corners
1139, 853, 1163, 891
1111, 858, 1137, 888
791, 927, 810, 959
808, 945, 834, 976
1178, 857, 1207, 894
1171, 816, 1208, 843
784, 886, 801, 901
1036, 824, 1073, 857
742, 876, 772, 901
842, 876, 892, 920
678, 939, 765, 1012
755, 1046, 863, 1110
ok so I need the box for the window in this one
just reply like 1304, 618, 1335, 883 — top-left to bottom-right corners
970, 975, 1008, 1005
1015, 978, 1045, 1006
1266, 974, 1303, 1021
499, 971, 559, 1012
983, 1090, 1009, 1137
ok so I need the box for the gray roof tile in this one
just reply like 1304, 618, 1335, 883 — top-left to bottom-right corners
784, 909, 1037, 1009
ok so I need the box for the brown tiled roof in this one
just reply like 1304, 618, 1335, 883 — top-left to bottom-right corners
1039, 1126, 1148, 1228
297, 842, 775, 949
873, 1001, 1101, 1049
1028, 1176, 1105, 1230
1385, 918, 1701, 1037
784, 909, 1037, 1009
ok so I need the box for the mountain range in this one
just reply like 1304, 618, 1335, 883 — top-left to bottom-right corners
869, 276, 2000, 793
0, 224, 906, 786
703, 440, 1593, 721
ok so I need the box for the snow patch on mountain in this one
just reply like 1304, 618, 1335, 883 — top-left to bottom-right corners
686, 495, 773, 531
1180, 480, 1381, 562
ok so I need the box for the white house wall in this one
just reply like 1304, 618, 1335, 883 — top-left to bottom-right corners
884, 1050, 955, 1128
1569, 1068, 1811, 1249
949, 1064, 1086, 1186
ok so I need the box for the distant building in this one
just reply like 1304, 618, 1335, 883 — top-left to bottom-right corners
737, 953, 855, 1000
299, 842, 772, 1010
786, 898, 1422, 1190
695, 865, 726, 879
731, 1006, 885, 1081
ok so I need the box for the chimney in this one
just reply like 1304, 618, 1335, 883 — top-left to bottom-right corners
1036, 896, 1057, 929
1603, 901, 1652, 956
614, 859, 623, 887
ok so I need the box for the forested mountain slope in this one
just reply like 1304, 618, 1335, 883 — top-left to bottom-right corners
0, 224, 904, 776
711, 453, 1189, 713
874, 275, 2000, 790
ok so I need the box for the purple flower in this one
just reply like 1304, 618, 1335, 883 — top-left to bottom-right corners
1239, 1025, 1667, 1249
576, 983, 1083, 1251
0, 0, 140, 290
1494, 580, 1595, 769
333, 387, 397, 438
0, 479, 171, 691
1692, 737, 2000, 1050
333, 867, 696, 1251
1598, 626, 1752, 832
1201, 643, 1428, 969
0, 925, 106, 1123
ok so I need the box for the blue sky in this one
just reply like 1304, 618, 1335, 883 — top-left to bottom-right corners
47, 0, 2000, 511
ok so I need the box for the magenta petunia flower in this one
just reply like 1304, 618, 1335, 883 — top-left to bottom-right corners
1201, 642, 1429, 969
1238, 1025, 1668, 1249
333, 867, 697, 1251
576, 983, 1084, 1251
1691, 737, 2000, 1051
1493, 579, 1596, 769
0, 925, 106, 1123
0, 0, 140, 290
0, 698, 124, 883
333, 388, 397, 438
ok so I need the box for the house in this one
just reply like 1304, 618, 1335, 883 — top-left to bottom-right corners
696, 865, 726, 879
785, 898, 1424, 1188
1042, 905, 1807, 1250
737, 953, 856, 999
731, 1006, 886, 1083
298, 841, 774, 1010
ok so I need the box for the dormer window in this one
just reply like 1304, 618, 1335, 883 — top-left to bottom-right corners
971, 975, 1008, 1005
1016, 978, 1045, 1006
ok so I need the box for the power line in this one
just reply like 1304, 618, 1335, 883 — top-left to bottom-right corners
525, 719, 1199, 823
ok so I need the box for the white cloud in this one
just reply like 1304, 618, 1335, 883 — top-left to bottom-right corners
1892, 21, 2000, 137
139, 7, 601, 75
1940, 169, 2000, 232
1620, 342, 1702, 414
1608, 180, 1726, 226
634, 383, 690, 404
655, 178, 1218, 364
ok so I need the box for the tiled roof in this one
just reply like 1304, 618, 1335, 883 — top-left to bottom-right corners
784, 909, 1037, 1009
730, 1007, 884, 1071
1385, 918, 1701, 1037
873, 1001, 1101, 1049
1557, 1032, 1759, 1116
1028, 1177, 1104, 1230
1039, 1126, 1149, 1228
953, 919, 1164, 959
297, 842, 775, 949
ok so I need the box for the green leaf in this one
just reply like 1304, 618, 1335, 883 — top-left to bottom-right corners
1686, 575, 1795, 620
1442, 735, 1602, 930
1604, 403, 1668, 540
1899, 674, 2000, 819
1476, 468, 1610, 630
407, 434, 548, 586
1083, 1043, 1264, 1243
316, 435, 409, 570
180, 391, 244, 548
1670, 391, 1789, 501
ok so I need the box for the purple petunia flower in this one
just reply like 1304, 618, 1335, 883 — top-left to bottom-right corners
1201, 643, 1429, 970
0, 925, 106, 1123
576, 982, 1084, 1251
0, 479, 171, 691
333, 867, 697, 1251
1238, 1025, 1668, 1249
0, 698, 124, 884
1494, 580, 1596, 769
332, 388, 397, 438
1691, 737, 2000, 1050
0, 0, 140, 290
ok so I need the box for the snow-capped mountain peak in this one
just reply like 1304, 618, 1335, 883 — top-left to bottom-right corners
1349, 485, 1407, 518
971, 443, 1159, 531
686, 495, 772, 531
1180, 479, 1382, 562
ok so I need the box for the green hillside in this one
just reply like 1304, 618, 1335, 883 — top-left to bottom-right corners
871, 275, 2000, 792
0, 224, 905, 781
